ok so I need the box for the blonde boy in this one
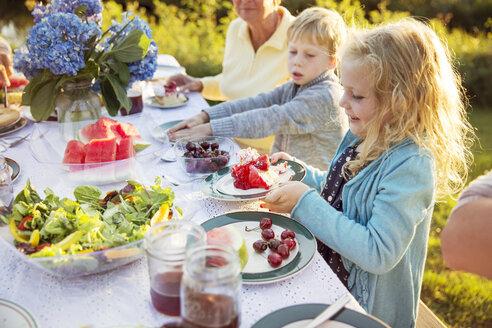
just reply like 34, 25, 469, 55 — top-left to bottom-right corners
169, 8, 348, 169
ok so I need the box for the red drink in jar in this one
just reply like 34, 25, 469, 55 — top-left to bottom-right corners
182, 292, 239, 328
150, 271, 182, 316
120, 91, 143, 115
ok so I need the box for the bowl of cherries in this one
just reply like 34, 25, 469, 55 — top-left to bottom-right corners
174, 136, 235, 176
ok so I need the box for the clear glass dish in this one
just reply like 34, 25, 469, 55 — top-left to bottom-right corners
0, 223, 144, 277
29, 115, 164, 185
174, 136, 237, 177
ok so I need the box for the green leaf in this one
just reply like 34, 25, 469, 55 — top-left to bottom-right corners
100, 79, 120, 116
104, 73, 131, 114
22, 70, 53, 105
105, 58, 130, 86
30, 80, 58, 121
74, 5, 88, 19
110, 30, 150, 63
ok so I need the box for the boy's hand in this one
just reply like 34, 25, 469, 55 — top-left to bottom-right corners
168, 123, 213, 140
270, 152, 293, 164
262, 181, 309, 213
168, 112, 209, 134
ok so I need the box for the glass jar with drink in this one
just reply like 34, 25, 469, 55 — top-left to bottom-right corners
144, 220, 206, 317
120, 81, 144, 116
181, 242, 242, 328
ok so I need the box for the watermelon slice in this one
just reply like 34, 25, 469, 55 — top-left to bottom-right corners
84, 137, 117, 163
207, 224, 249, 269
115, 137, 136, 160
63, 140, 86, 164
112, 122, 140, 139
78, 117, 118, 144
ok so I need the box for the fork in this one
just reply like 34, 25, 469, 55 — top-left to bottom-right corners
0, 134, 31, 151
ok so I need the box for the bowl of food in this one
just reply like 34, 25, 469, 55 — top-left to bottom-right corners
29, 115, 157, 185
0, 178, 182, 277
174, 136, 236, 176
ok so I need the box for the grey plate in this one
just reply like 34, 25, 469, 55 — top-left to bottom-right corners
201, 211, 316, 284
252, 303, 390, 328
145, 95, 189, 109
151, 119, 183, 143
6, 157, 20, 182
201, 160, 306, 201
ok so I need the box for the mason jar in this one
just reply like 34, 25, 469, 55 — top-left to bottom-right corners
181, 242, 242, 328
56, 79, 101, 141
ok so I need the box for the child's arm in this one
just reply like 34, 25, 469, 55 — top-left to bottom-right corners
204, 83, 286, 121
209, 81, 340, 138
289, 153, 435, 274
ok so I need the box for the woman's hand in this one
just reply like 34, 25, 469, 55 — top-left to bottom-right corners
168, 112, 210, 135
167, 74, 203, 92
262, 181, 310, 213
270, 152, 293, 164
168, 123, 213, 140
0, 50, 13, 87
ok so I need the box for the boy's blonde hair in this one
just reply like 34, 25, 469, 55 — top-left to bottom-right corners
287, 7, 346, 60
342, 18, 474, 197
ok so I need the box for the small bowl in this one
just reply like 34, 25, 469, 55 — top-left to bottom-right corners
174, 136, 235, 176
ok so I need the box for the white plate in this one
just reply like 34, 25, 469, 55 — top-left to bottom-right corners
231, 222, 299, 274
145, 96, 189, 109
0, 298, 38, 328
0, 118, 27, 136
214, 168, 294, 197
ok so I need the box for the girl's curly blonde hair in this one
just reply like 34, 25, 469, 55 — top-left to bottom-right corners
342, 18, 474, 198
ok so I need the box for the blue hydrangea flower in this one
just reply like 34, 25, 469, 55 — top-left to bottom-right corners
128, 40, 158, 82
105, 13, 158, 82
13, 47, 41, 80
20, 12, 101, 76
32, 0, 103, 23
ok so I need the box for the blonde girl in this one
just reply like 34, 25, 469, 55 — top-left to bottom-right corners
263, 18, 473, 327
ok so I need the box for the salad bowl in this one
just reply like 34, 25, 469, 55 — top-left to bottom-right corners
0, 178, 181, 278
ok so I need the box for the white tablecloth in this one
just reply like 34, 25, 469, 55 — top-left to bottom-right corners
0, 56, 363, 328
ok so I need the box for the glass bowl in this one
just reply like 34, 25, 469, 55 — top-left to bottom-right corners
0, 223, 144, 277
174, 136, 236, 176
28, 115, 163, 185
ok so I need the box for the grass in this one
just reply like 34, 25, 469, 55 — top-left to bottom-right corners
421, 108, 492, 327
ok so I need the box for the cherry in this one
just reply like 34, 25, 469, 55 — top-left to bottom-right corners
268, 239, 281, 252
185, 142, 196, 152
267, 253, 282, 268
252, 240, 267, 253
259, 217, 273, 229
210, 142, 219, 151
276, 244, 290, 259
281, 238, 296, 251
281, 229, 296, 240
261, 228, 275, 241
200, 141, 210, 150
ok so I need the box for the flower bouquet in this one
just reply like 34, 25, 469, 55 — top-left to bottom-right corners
14, 0, 158, 122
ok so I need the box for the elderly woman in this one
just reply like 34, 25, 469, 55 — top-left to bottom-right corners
169, 0, 294, 151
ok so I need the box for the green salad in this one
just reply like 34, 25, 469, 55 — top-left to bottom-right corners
1, 177, 180, 257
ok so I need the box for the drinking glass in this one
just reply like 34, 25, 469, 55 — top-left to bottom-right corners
181, 242, 242, 328
144, 220, 206, 317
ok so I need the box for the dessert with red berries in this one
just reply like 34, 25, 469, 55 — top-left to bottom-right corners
231, 148, 288, 190
154, 81, 187, 106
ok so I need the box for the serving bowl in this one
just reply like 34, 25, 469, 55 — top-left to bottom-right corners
0, 223, 144, 277
174, 136, 236, 176
28, 115, 161, 185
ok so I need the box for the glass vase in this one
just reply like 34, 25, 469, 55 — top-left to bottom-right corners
56, 79, 101, 141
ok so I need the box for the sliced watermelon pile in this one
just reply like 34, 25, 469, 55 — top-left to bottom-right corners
62, 117, 149, 164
